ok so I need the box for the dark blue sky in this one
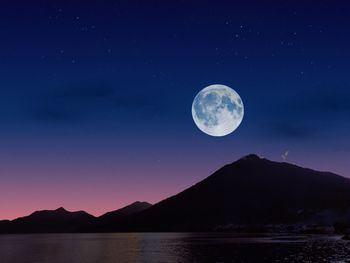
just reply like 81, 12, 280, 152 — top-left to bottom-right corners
1, 0, 349, 219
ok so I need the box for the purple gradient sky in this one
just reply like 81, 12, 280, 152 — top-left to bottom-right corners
1, 128, 349, 220
1, 1, 350, 220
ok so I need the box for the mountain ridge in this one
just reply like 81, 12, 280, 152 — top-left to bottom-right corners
118, 154, 350, 232
1, 154, 350, 233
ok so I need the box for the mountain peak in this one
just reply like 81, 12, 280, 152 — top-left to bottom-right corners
97, 201, 152, 230
100, 201, 152, 219
239, 153, 263, 161
129, 201, 152, 207
55, 207, 67, 212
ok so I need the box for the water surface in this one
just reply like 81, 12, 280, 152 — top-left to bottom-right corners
0, 233, 349, 263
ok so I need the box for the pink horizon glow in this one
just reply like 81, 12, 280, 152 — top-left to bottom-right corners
1, 148, 349, 220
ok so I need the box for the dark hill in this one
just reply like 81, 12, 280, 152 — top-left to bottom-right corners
119, 154, 350, 232
0, 207, 96, 233
0, 202, 152, 233
99, 201, 152, 221
90, 201, 152, 232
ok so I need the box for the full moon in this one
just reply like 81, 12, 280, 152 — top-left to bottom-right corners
191, 84, 244, 137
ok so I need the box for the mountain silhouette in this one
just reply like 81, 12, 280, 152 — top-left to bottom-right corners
119, 154, 350, 232
91, 201, 152, 231
0, 202, 151, 233
1, 207, 96, 233
1, 154, 350, 233
100, 201, 152, 220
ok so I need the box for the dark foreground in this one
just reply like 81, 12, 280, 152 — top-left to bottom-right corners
1, 233, 350, 263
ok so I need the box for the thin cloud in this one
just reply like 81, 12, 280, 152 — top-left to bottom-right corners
281, 150, 289, 160
30, 81, 168, 123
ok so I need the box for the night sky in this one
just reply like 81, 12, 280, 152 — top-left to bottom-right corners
1, 1, 349, 220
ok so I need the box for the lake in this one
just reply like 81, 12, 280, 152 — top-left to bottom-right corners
0, 233, 349, 263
